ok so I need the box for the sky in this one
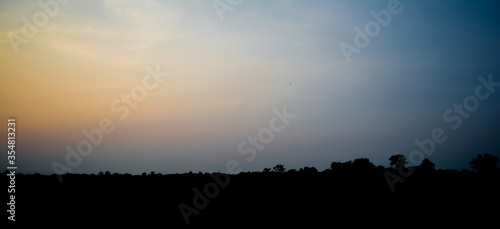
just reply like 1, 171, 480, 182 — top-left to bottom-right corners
1, 0, 500, 175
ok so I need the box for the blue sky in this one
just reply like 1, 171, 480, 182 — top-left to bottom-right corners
1, 0, 499, 174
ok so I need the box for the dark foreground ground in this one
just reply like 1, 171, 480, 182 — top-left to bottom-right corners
4, 168, 500, 226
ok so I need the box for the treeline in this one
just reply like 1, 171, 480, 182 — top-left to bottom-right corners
4, 153, 499, 226
48, 153, 497, 177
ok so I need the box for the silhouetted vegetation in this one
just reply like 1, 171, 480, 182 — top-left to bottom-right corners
469, 153, 499, 174
5, 154, 499, 226
389, 154, 410, 169
272, 164, 286, 173
419, 158, 436, 169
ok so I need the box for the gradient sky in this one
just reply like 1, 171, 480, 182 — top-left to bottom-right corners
1, 0, 500, 175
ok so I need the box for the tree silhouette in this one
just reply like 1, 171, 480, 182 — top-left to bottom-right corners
272, 164, 286, 173
420, 158, 435, 170
287, 169, 297, 173
469, 154, 499, 174
389, 154, 408, 168
352, 158, 375, 170
262, 168, 271, 173
299, 166, 317, 173
330, 161, 352, 171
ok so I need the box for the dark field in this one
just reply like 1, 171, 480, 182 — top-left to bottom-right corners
6, 166, 499, 226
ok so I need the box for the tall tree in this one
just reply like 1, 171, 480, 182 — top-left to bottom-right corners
469, 154, 499, 174
389, 154, 408, 168
272, 164, 286, 173
420, 158, 435, 170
